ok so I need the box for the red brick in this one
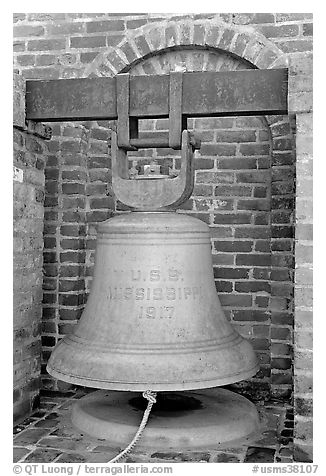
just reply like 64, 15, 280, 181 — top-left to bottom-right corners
271, 196, 294, 210
43, 265, 58, 278
271, 327, 291, 340
215, 281, 233, 293
254, 186, 268, 198
27, 13, 66, 21
13, 13, 26, 22
60, 249, 85, 264
219, 294, 252, 307
260, 24, 300, 38
86, 211, 111, 222
59, 309, 83, 321
14, 24, 45, 37
59, 323, 76, 335
58, 278, 85, 292
213, 213, 251, 225
86, 183, 108, 195
303, 23, 313, 36
233, 310, 270, 322
214, 241, 253, 252
271, 311, 293, 325
193, 184, 213, 196
235, 227, 270, 239
214, 267, 250, 279
70, 36, 106, 49
218, 29, 236, 49
35, 54, 58, 66
236, 170, 270, 183
235, 13, 275, 24
60, 225, 86, 237
22, 68, 60, 80
215, 185, 252, 197
272, 181, 294, 195
90, 197, 113, 209
62, 170, 87, 181
232, 33, 251, 56
271, 342, 292, 355
194, 158, 214, 170
272, 226, 293, 238
255, 240, 270, 252
253, 268, 271, 280
271, 282, 293, 298
217, 158, 257, 170
47, 22, 85, 35
239, 143, 270, 156
80, 52, 98, 63
236, 254, 271, 266
251, 338, 270, 351
271, 373, 292, 384
271, 269, 291, 281
205, 25, 221, 47
200, 144, 236, 156
13, 41, 25, 52
275, 13, 312, 22
195, 118, 234, 129
86, 20, 125, 33
16, 54, 36, 66
196, 171, 234, 184
256, 49, 279, 69
134, 35, 151, 56
59, 293, 84, 306
193, 24, 205, 45
27, 39, 66, 51
271, 240, 292, 252
235, 281, 270, 293
126, 19, 148, 29
61, 183, 85, 195
237, 199, 270, 211
148, 27, 164, 50
278, 40, 312, 53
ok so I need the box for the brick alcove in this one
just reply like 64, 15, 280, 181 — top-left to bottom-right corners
41, 24, 295, 402
12, 13, 312, 462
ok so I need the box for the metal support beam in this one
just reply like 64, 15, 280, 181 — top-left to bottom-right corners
25, 69, 288, 122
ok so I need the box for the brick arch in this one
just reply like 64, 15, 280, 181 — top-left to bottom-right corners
85, 17, 288, 78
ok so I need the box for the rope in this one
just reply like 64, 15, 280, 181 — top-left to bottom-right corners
108, 390, 157, 463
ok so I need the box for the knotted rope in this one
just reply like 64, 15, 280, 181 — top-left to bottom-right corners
108, 390, 157, 463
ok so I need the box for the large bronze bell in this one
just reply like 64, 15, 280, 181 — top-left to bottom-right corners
47, 131, 259, 391
48, 210, 258, 391
47, 130, 261, 450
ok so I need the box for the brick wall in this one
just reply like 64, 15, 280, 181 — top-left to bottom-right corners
13, 13, 312, 460
13, 74, 51, 422
288, 53, 313, 462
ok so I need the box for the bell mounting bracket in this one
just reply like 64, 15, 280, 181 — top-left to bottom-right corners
112, 129, 195, 211
114, 72, 201, 210
24, 68, 288, 210
116, 72, 200, 151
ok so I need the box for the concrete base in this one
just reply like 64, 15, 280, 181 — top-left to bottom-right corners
72, 388, 262, 450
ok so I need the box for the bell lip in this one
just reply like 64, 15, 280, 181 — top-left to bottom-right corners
46, 363, 260, 392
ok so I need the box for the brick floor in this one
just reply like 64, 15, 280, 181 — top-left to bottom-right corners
13, 389, 294, 463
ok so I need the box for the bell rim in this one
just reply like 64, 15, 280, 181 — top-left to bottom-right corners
46, 362, 260, 392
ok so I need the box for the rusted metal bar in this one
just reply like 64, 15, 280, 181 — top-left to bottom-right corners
25, 69, 288, 122
116, 73, 131, 149
129, 134, 201, 150
168, 72, 183, 149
